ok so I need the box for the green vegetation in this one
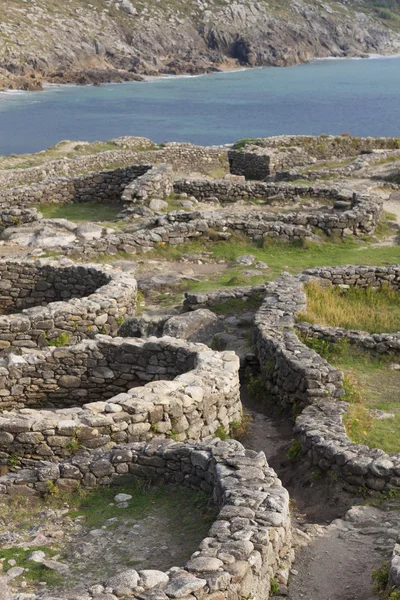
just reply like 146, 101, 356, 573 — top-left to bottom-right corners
231, 138, 260, 150
150, 234, 400, 307
68, 480, 216, 534
0, 546, 63, 586
37, 202, 121, 223
229, 414, 252, 440
286, 439, 303, 462
269, 577, 280, 597
0, 139, 156, 171
210, 294, 263, 315
300, 337, 400, 454
215, 425, 229, 440
49, 332, 72, 347
149, 234, 400, 278
298, 280, 400, 334
246, 372, 266, 403
372, 562, 390, 594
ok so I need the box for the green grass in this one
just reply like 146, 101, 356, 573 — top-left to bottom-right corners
298, 280, 400, 334
68, 480, 216, 535
231, 138, 261, 150
146, 234, 400, 307
148, 234, 400, 278
210, 294, 263, 315
37, 202, 121, 223
300, 337, 400, 454
0, 546, 64, 587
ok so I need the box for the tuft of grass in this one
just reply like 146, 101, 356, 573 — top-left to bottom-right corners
286, 439, 304, 462
298, 280, 400, 334
48, 332, 72, 347
269, 577, 280, 597
231, 138, 260, 150
372, 562, 389, 594
215, 425, 229, 440
229, 413, 252, 440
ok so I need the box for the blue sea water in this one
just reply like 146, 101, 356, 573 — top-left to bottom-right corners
0, 55, 400, 156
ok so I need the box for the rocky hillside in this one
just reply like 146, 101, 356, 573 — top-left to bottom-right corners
1, 0, 400, 90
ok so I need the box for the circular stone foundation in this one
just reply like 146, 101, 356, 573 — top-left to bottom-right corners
0, 438, 291, 600
0, 258, 137, 351
0, 335, 242, 464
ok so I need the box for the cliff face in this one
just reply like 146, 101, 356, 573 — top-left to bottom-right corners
1, 0, 400, 90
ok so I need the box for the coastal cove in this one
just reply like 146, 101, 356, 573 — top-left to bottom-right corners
1, 56, 400, 155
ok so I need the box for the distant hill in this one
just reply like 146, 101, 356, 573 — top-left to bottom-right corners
1, 0, 400, 90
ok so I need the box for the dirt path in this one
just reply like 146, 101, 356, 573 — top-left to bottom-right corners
239, 388, 399, 600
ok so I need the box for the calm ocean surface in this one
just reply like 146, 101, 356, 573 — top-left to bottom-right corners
0, 56, 400, 155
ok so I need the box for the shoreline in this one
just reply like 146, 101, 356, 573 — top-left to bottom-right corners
1, 50, 400, 96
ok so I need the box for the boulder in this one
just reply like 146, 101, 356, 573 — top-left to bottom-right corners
162, 309, 224, 343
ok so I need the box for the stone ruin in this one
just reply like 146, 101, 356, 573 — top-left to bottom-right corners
0, 136, 390, 257
253, 265, 400, 492
0, 258, 137, 351
0, 136, 399, 599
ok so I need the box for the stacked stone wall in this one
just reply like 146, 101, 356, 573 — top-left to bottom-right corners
229, 136, 400, 178
228, 151, 272, 180
0, 335, 241, 463
66, 190, 382, 258
253, 266, 400, 491
0, 438, 291, 600
0, 143, 227, 190
0, 259, 137, 350
0, 165, 150, 208
0, 207, 40, 231
121, 164, 174, 203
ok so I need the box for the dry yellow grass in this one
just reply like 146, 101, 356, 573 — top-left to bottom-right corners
297, 280, 400, 333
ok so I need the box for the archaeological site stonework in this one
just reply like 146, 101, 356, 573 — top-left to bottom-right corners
0, 438, 292, 600
0, 259, 137, 350
253, 266, 400, 492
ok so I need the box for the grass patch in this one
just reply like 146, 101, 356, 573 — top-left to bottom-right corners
37, 202, 121, 223
300, 336, 400, 453
146, 234, 400, 280
210, 294, 263, 315
231, 138, 260, 150
0, 546, 64, 587
68, 480, 216, 536
298, 279, 400, 334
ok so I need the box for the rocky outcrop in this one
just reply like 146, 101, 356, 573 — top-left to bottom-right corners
1, 0, 400, 90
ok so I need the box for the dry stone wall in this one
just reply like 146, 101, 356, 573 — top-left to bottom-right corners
121, 164, 174, 204
0, 207, 41, 231
0, 438, 292, 600
229, 136, 400, 179
0, 259, 137, 350
65, 190, 382, 258
0, 165, 150, 209
0, 335, 241, 463
0, 142, 227, 191
254, 267, 400, 491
